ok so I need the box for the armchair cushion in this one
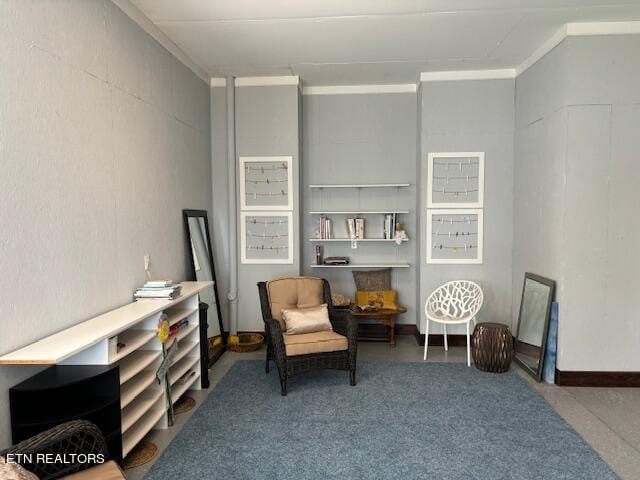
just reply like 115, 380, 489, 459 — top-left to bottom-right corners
282, 304, 332, 335
283, 331, 348, 356
0, 457, 38, 480
267, 277, 324, 328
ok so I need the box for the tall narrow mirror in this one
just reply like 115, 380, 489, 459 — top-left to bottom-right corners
183, 209, 226, 366
514, 273, 556, 381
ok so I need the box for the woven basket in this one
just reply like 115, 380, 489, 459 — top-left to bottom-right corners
227, 333, 264, 353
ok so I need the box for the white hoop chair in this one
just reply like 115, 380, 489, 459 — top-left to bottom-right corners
423, 280, 484, 367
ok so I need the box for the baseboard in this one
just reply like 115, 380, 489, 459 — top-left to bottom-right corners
414, 333, 469, 347
555, 370, 640, 387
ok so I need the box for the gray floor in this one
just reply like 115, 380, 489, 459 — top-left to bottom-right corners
126, 337, 640, 480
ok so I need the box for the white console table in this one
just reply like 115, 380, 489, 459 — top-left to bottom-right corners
0, 281, 212, 458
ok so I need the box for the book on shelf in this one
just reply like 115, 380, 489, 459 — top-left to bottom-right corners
355, 218, 364, 240
134, 282, 181, 300
323, 256, 349, 265
144, 280, 173, 288
346, 218, 356, 239
383, 214, 397, 240
318, 216, 332, 239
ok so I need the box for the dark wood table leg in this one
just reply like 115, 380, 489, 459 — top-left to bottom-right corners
389, 316, 396, 346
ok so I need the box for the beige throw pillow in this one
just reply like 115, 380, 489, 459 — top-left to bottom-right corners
281, 304, 332, 335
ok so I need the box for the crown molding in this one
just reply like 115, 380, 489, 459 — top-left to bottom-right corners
302, 84, 417, 95
210, 78, 227, 87
420, 69, 515, 82
110, 0, 209, 83
234, 76, 299, 87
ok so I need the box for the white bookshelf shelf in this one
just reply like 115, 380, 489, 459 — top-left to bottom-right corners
310, 263, 410, 268
173, 322, 198, 342
309, 238, 407, 243
119, 350, 162, 385
171, 341, 198, 366
109, 330, 156, 365
309, 210, 410, 215
169, 356, 200, 386
122, 401, 165, 457
121, 388, 164, 433
120, 369, 156, 409
309, 183, 410, 189
172, 371, 201, 402
165, 307, 198, 327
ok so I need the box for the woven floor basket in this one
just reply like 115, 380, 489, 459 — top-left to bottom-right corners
227, 333, 264, 353
471, 322, 513, 373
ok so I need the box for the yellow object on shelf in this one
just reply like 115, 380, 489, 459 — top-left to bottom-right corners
355, 290, 399, 310
228, 335, 240, 345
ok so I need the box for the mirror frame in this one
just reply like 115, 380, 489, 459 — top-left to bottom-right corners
182, 209, 226, 367
514, 272, 556, 382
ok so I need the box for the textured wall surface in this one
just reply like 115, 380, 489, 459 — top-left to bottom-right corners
0, 0, 211, 447
235, 85, 301, 332
301, 92, 419, 325
513, 35, 640, 371
420, 79, 515, 334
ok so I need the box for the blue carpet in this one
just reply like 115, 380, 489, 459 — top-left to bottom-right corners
145, 361, 617, 480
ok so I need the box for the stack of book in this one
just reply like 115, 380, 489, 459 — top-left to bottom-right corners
383, 214, 397, 240
323, 256, 349, 265
134, 280, 182, 300
346, 217, 365, 240
319, 216, 332, 239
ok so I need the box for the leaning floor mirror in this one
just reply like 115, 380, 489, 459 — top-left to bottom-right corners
183, 209, 226, 366
514, 273, 556, 381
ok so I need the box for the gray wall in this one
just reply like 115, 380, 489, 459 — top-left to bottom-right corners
513, 35, 640, 371
0, 1, 211, 447
301, 93, 419, 325
420, 79, 515, 334
235, 85, 301, 332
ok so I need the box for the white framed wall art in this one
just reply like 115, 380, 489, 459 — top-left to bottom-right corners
426, 209, 483, 264
239, 156, 293, 211
240, 211, 293, 264
427, 152, 484, 208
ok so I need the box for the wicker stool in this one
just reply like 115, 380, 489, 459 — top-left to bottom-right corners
471, 322, 513, 373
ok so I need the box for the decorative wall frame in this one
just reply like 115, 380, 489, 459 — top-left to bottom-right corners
427, 152, 484, 208
426, 209, 483, 264
239, 156, 293, 210
240, 211, 293, 264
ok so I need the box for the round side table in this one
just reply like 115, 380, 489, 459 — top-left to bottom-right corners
471, 322, 513, 373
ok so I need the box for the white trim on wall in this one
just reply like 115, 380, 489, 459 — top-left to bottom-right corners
302, 84, 417, 95
419, 70, 515, 82
111, 0, 210, 83
210, 78, 227, 87
234, 76, 299, 87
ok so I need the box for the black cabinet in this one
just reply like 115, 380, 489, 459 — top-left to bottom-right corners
10, 365, 122, 463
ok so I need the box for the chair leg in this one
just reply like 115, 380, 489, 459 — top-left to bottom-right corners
280, 378, 287, 396
443, 324, 448, 351
350, 368, 356, 386
265, 358, 270, 374
423, 318, 430, 361
466, 322, 471, 367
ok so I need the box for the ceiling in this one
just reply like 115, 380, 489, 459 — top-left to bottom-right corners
130, 0, 640, 85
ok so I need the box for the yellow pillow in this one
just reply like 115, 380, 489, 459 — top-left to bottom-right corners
355, 290, 398, 310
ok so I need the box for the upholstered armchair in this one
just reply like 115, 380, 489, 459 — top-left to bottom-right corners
258, 277, 358, 396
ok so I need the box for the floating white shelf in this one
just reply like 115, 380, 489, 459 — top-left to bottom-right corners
165, 307, 198, 327
308, 210, 410, 215
122, 402, 165, 457
121, 388, 164, 434
310, 263, 410, 268
109, 330, 156, 364
309, 238, 407, 243
119, 350, 162, 385
120, 369, 156, 409
172, 371, 201, 402
309, 183, 410, 189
